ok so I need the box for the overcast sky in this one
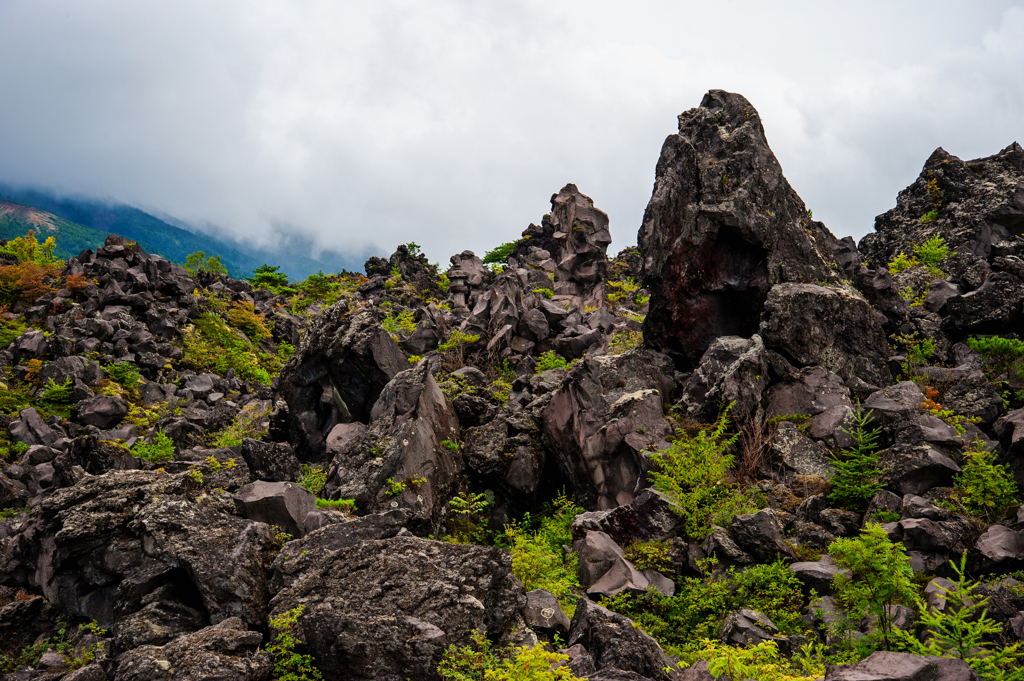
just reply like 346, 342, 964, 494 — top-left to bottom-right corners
1, 1, 1022, 267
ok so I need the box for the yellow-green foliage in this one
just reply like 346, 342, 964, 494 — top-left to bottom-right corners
437, 630, 584, 681
887, 252, 919, 275
182, 313, 273, 384
949, 442, 1018, 522
502, 491, 582, 616
132, 430, 175, 463
265, 605, 323, 681
608, 329, 643, 355
226, 300, 272, 341
606, 277, 639, 303
0, 318, 26, 349
623, 540, 670, 571
695, 640, 825, 681
211, 402, 272, 447
0, 230, 63, 266
298, 464, 328, 497
183, 251, 227, 276
648, 404, 757, 540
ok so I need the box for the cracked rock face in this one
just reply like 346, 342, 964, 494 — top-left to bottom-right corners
638, 89, 841, 369
267, 533, 525, 681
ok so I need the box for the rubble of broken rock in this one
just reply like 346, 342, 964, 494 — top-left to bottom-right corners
0, 88, 1023, 680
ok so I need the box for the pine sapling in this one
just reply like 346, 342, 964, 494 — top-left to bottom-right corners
828, 404, 885, 511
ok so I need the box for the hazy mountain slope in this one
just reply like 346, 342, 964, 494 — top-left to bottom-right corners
0, 186, 374, 279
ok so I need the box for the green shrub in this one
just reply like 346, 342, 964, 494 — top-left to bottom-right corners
894, 552, 1023, 680
132, 430, 175, 463
648, 404, 756, 541
829, 523, 915, 651
249, 264, 295, 295
623, 540, 670, 572
0, 318, 26, 349
948, 441, 1018, 522
608, 329, 642, 355
696, 639, 826, 681
226, 300, 272, 341
211, 402, 272, 447
0, 383, 33, 417
298, 464, 328, 497
967, 335, 1024, 381
534, 350, 571, 373
385, 477, 406, 496
733, 560, 808, 634
890, 330, 935, 378
182, 313, 273, 384
446, 491, 489, 544
502, 491, 582, 616
183, 251, 227, 277
39, 377, 74, 404
887, 252, 919, 275
914, 234, 954, 278
265, 605, 323, 681
827, 404, 885, 511
105, 361, 143, 391
482, 241, 517, 266
921, 210, 939, 223
532, 288, 554, 299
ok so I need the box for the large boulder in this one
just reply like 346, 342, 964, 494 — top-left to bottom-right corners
759, 283, 892, 387
72, 394, 130, 429
112, 617, 272, 681
825, 651, 978, 680
566, 598, 674, 681
233, 481, 316, 538
322, 361, 461, 535
542, 349, 675, 510
682, 335, 769, 426
549, 184, 613, 303
276, 305, 407, 460
638, 89, 841, 369
0, 470, 275, 630
267, 535, 525, 681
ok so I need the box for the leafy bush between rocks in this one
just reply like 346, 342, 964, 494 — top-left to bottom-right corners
482, 241, 517, 266
894, 552, 1024, 680
693, 639, 826, 681
265, 605, 323, 681
941, 440, 1019, 522
105, 361, 143, 393
0, 317, 26, 349
648, 403, 758, 541
437, 630, 583, 681
605, 559, 809, 658
501, 490, 582, 616
828, 523, 915, 652
182, 312, 274, 384
183, 251, 227, 277
967, 335, 1024, 381
39, 377, 74, 404
131, 430, 175, 464
534, 350, 571, 374
298, 464, 328, 497
226, 300, 272, 341
210, 402, 271, 447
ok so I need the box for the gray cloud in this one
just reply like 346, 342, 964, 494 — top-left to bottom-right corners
1, 0, 1022, 267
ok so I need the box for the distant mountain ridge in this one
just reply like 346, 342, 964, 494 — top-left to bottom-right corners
0, 186, 377, 280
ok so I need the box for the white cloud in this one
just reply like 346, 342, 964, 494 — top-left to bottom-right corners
0, 0, 1022, 266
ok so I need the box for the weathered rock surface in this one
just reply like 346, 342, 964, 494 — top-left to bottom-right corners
276, 305, 407, 459
267, 534, 524, 681
825, 650, 979, 680
542, 350, 674, 510
638, 89, 841, 369
322, 361, 461, 535
566, 598, 674, 681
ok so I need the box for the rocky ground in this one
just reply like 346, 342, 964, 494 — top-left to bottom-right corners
1, 89, 1024, 680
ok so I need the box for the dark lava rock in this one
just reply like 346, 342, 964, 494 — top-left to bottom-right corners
759, 283, 892, 387
542, 349, 675, 510
566, 598, 674, 681
276, 304, 407, 459
824, 650, 978, 680
638, 89, 841, 369
267, 535, 524, 681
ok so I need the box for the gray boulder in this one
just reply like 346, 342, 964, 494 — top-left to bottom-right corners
542, 350, 675, 510
730, 509, 797, 563
760, 283, 892, 387
638, 89, 841, 370
238, 438, 300, 483
72, 395, 130, 429
824, 651, 978, 680
267, 535, 524, 681
683, 335, 769, 426
276, 305, 407, 459
322, 361, 461, 536
233, 481, 315, 538
566, 598, 674, 681
524, 589, 571, 638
